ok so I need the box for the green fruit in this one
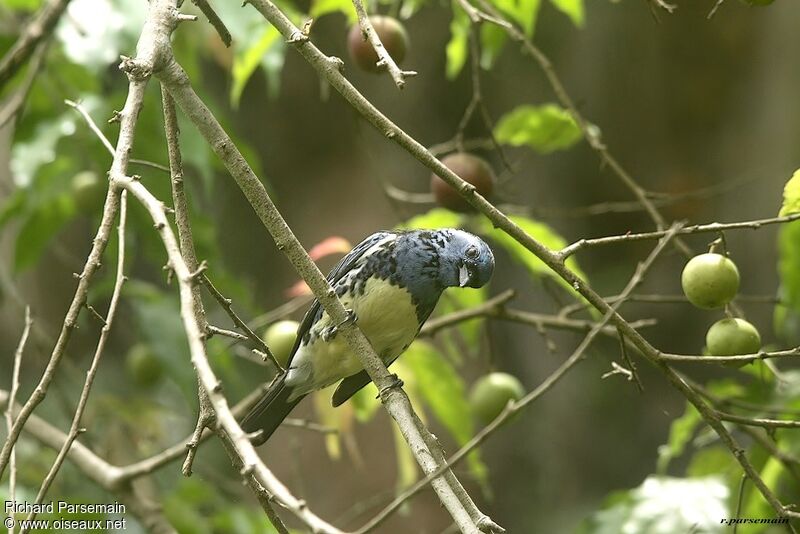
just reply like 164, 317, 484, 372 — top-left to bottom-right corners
430, 153, 495, 213
706, 318, 761, 362
681, 253, 740, 309
347, 16, 409, 73
264, 320, 299, 368
125, 344, 164, 388
72, 171, 105, 213
469, 372, 525, 426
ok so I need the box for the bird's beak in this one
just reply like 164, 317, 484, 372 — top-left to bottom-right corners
458, 264, 471, 287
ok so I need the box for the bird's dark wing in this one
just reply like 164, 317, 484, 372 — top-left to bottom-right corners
283, 232, 398, 368
331, 354, 401, 407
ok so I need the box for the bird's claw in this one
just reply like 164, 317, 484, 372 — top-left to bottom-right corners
320, 309, 357, 342
377, 373, 404, 399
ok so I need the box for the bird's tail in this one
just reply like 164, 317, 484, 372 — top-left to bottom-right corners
241, 375, 304, 445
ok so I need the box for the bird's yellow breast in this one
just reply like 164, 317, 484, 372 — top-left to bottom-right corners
290, 277, 420, 393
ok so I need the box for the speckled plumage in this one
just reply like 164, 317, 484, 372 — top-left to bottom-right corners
242, 229, 494, 443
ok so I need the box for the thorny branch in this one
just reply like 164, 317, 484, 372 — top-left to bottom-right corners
350, 0, 416, 89
5, 307, 31, 528
359, 223, 684, 532
242, 0, 799, 520
24, 191, 129, 527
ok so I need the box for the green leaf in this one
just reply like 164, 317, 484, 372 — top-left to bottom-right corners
11, 109, 81, 187
350, 383, 382, 422
128, 281, 197, 402
655, 401, 701, 475
549, 0, 584, 27
398, 208, 464, 230
488, 0, 541, 36
446, 4, 470, 80
579, 476, 729, 534
403, 341, 489, 486
231, 26, 281, 107
775, 221, 800, 343
391, 424, 419, 489
494, 104, 582, 153
475, 214, 587, 293
436, 286, 487, 354
310, 0, 357, 23
14, 194, 76, 272
480, 24, 508, 70
779, 168, 800, 216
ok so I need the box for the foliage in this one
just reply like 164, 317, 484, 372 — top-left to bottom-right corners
1, 0, 796, 532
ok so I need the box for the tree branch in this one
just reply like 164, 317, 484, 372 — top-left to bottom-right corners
0, 390, 176, 534
350, 0, 416, 89
5, 306, 31, 529
239, 1, 794, 516
0, 0, 69, 90
157, 19, 489, 529
24, 191, 128, 527
359, 223, 683, 532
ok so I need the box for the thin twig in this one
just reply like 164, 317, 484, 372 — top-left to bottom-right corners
472, 0, 691, 257
159, 23, 489, 530
358, 223, 684, 533
65, 99, 170, 173
0, 40, 49, 128
5, 306, 31, 531
24, 190, 128, 528
244, 0, 794, 518
116, 170, 342, 533
558, 213, 800, 259
160, 86, 218, 479
191, 0, 231, 46
350, 0, 416, 88
200, 274, 283, 371
0, 0, 70, 90
0, 390, 177, 534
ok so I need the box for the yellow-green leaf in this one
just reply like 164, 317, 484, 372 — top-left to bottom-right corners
398, 208, 464, 230
231, 26, 281, 107
404, 341, 489, 486
549, 0, 584, 27
495, 104, 582, 153
779, 168, 800, 216
475, 214, 587, 292
446, 4, 470, 80
310, 0, 357, 23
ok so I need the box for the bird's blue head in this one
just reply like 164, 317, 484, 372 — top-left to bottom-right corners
438, 229, 495, 289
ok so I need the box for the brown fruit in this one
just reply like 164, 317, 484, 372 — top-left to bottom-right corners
347, 16, 408, 73
431, 153, 495, 212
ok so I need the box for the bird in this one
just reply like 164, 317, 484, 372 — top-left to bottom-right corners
241, 228, 495, 444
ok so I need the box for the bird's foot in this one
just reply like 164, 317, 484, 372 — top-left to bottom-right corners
377, 373, 405, 399
320, 309, 357, 342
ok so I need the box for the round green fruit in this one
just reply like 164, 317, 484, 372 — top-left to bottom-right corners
681, 253, 740, 309
347, 16, 409, 73
125, 344, 164, 388
72, 171, 105, 213
469, 372, 525, 426
706, 318, 761, 363
430, 153, 495, 213
264, 320, 299, 368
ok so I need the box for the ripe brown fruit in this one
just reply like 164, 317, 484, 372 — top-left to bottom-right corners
430, 153, 495, 212
347, 16, 408, 73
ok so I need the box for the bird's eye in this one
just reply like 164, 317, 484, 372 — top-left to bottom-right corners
465, 246, 479, 259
